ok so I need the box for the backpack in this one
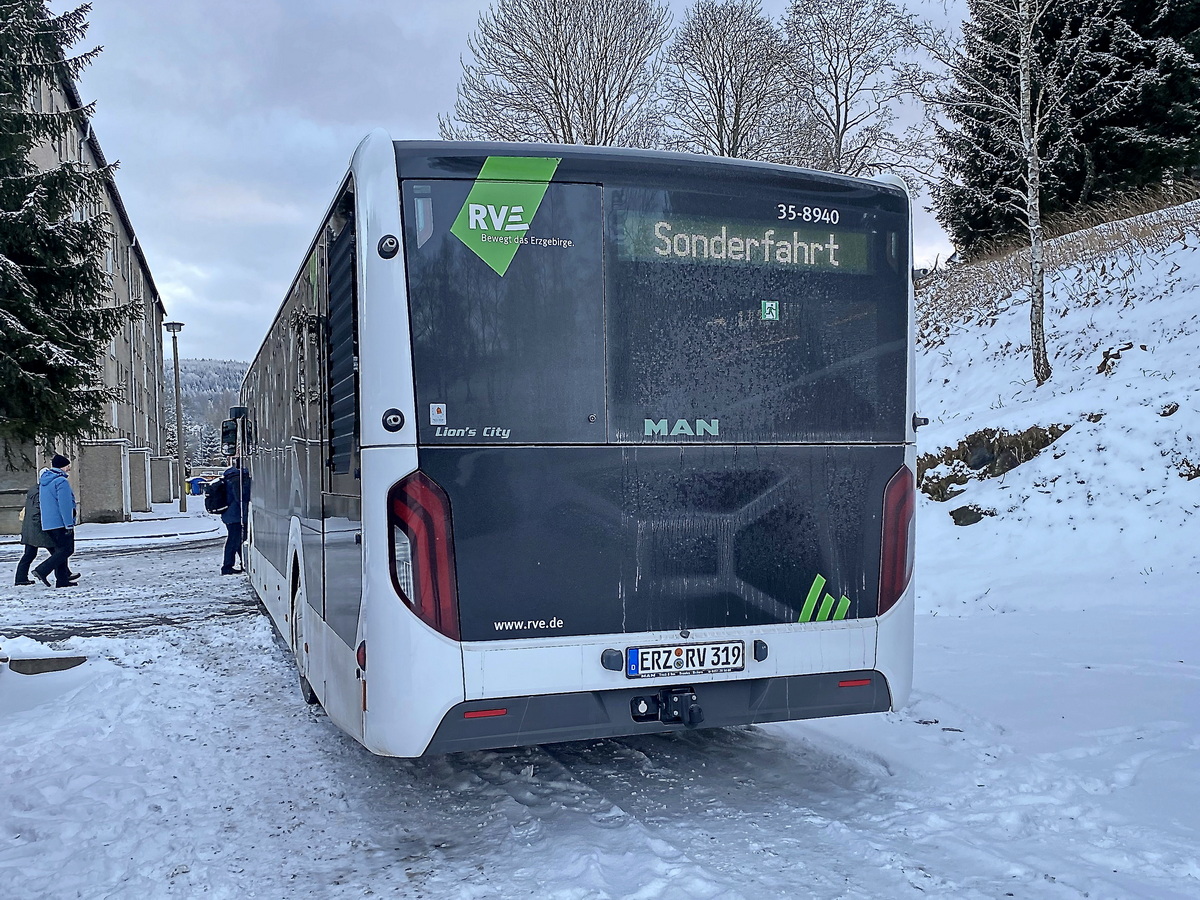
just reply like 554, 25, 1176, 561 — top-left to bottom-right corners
204, 477, 229, 514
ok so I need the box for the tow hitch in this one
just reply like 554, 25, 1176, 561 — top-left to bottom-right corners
630, 686, 705, 727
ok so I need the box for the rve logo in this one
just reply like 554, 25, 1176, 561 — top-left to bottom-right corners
450, 156, 561, 276
466, 204, 529, 232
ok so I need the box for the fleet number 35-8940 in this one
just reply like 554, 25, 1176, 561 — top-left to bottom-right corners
776, 204, 840, 224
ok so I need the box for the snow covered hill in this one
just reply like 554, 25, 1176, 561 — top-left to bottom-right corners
914, 201, 1200, 615
166, 357, 248, 432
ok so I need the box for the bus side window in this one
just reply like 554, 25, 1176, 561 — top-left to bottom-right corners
413, 191, 433, 249
886, 230, 905, 275
327, 216, 359, 478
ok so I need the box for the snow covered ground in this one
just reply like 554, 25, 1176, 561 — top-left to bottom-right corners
2, 210, 1199, 898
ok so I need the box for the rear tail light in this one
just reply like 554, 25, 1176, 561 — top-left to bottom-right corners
463, 708, 507, 719
878, 465, 915, 616
388, 471, 461, 640
839, 678, 872, 688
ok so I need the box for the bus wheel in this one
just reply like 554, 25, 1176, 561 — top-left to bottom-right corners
298, 673, 319, 705
290, 556, 319, 706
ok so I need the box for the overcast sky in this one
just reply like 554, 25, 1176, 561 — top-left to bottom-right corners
69, 0, 955, 364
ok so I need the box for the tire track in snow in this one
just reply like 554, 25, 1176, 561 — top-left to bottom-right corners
535, 708, 1196, 900
541, 726, 958, 899
329, 741, 749, 899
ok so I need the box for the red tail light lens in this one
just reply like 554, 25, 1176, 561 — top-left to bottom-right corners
388, 471, 461, 640
463, 708, 508, 719
878, 465, 915, 616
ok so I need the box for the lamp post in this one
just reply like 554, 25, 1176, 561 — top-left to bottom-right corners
164, 321, 186, 512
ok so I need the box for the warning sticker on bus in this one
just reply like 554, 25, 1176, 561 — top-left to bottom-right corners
625, 640, 745, 679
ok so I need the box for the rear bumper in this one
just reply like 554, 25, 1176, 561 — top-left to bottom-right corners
423, 669, 891, 755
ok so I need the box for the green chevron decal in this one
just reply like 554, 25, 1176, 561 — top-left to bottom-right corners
450, 156, 561, 276
798, 573, 852, 623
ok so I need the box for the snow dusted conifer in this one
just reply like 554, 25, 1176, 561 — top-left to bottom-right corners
928, 0, 1133, 386
1067, 0, 1200, 204
165, 358, 247, 465
0, 1, 135, 462
929, 8, 1026, 253
198, 422, 221, 466
931, 0, 1192, 252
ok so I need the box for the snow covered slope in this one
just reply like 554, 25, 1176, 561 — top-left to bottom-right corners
914, 202, 1200, 616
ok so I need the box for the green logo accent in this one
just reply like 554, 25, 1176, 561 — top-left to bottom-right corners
450, 156, 561, 276
798, 573, 852, 623
761, 300, 779, 321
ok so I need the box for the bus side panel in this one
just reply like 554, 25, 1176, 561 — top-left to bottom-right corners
875, 583, 914, 710
359, 446, 466, 758
307, 610, 365, 741
244, 326, 303, 586
248, 533, 288, 643
874, 442, 917, 710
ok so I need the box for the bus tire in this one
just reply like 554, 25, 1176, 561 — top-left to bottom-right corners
298, 673, 319, 705
290, 554, 320, 708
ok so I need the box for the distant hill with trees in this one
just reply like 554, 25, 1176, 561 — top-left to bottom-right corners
165, 359, 247, 466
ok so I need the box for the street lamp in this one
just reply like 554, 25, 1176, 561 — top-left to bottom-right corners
164, 321, 186, 512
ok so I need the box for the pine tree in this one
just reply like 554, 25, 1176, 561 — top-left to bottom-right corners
1068, 0, 1200, 205
198, 423, 221, 466
0, 1, 136, 464
933, 0, 1199, 253
930, 6, 1028, 253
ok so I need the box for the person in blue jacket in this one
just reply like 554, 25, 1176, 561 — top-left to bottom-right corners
221, 459, 251, 575
33, 454, 79, 588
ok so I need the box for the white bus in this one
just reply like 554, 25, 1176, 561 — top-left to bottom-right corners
237, 130, 916, 757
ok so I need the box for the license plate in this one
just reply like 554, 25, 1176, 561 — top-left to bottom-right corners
625, 640, 745, 679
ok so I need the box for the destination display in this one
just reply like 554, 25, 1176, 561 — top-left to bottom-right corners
617, 213, 871, 273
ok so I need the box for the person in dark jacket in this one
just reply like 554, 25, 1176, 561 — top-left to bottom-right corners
221, 460, 251, 575
14, 473, 55, 585
34, 454, 78, 588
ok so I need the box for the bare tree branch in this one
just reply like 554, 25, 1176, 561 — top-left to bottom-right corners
658, 0, 796, 160
783, 0, 935, 182
439, 0, 670, 147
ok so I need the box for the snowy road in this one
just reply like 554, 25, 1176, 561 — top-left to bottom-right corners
1, 539, 258, 640
2, 540, 1197, 899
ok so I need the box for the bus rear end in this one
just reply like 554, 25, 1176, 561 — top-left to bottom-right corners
369, 144, 913, 755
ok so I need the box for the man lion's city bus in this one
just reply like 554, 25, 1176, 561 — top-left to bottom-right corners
233, 130, 916, 757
